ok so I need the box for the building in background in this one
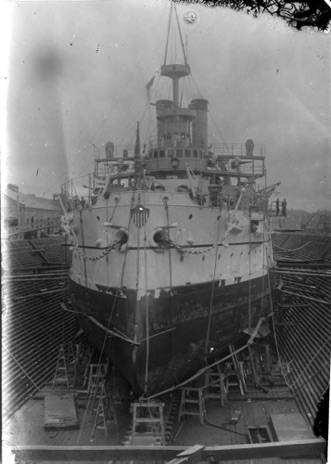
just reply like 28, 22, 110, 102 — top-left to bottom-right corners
2, 184, 62, 238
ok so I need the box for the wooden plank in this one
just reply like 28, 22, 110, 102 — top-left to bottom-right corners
166, 444, 204, 464
13, 439, 325, 462
270, 413, 314, 442
44, 393, 79, 430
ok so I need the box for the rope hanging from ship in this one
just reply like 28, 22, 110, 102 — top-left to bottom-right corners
77, 290, 120, 445
273, 241, 312, 253
204, 214, 222, 357
119, 192, 136, 287
143, 190, 151, 397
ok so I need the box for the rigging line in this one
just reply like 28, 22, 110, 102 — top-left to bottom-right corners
261, 236, 267, 317
152, 71, 163, 100
3, 344, 40, 391
208, 109, 233, 155
138, 99, 158, 146
288, 334, 331, 389
118, 98, 152, 157
164, 2, 173, 65
248, 207, 252, 331
140, 327, 176, 342
163, 196, 173, 289
119, 193, 136, 290
273, 241, 312, 252
142, 109, 153, 150
206, 421, 248, 437
77, 293, 120, 446
143, 191, 150, 395
87, 315, 139, 346
147, 342, 252, 401
174, 4, 188, 65
188, 72, 204, 100
134, 193, 142, 380
204, 214, 221, 356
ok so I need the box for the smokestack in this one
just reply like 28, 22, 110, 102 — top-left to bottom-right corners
189, 99, 208, 149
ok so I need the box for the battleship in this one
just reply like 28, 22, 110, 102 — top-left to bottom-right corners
62, 4, 277, 396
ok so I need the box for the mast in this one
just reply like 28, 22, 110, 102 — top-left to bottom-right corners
161, 3, 190, 107
150, 3, 209, 161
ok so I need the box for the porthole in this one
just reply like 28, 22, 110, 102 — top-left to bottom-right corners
202, 255, 205, 262
96, 216, 100, 221
189, 214, 193, 220
180, 255, 184, 263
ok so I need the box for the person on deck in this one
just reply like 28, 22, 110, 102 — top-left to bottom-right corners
281, 199, 287, 217
275, 198, 280, 216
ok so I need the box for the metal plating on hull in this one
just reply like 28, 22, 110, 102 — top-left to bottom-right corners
70, 273, 271, 395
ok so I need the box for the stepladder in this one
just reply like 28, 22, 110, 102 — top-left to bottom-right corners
52, 343, 76, 390
92, 394, 117, 439
87, 368, 108, 416
203, 366, 228, 406
224, 345, 247, 396
178, 386, 207, 425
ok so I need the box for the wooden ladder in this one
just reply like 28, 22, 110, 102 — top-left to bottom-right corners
225, 345, 247, 396
88, 368, 107, 416
178, 386, 207, 425
204, 366, 227, 406
52, 343, 76, 389
87, 363, 108, 394
129, 401, 165, 446
92, 395, 117, 439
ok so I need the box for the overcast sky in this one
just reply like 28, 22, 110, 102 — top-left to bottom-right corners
2, 0, 331, 211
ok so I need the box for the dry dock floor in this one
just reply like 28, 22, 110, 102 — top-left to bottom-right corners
3, 384, 325, 464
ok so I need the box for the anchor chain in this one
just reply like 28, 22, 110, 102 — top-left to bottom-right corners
170, 241, 217, 255
74, 243, 117, 262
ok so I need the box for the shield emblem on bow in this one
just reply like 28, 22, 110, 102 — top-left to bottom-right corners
131, 205, 150, 228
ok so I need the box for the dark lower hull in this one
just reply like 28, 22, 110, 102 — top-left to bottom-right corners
70, 275, 271, 395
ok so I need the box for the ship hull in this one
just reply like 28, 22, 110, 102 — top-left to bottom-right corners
70, 272, 271, 395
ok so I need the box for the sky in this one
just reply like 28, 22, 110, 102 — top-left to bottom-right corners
2, 0, 331, 211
